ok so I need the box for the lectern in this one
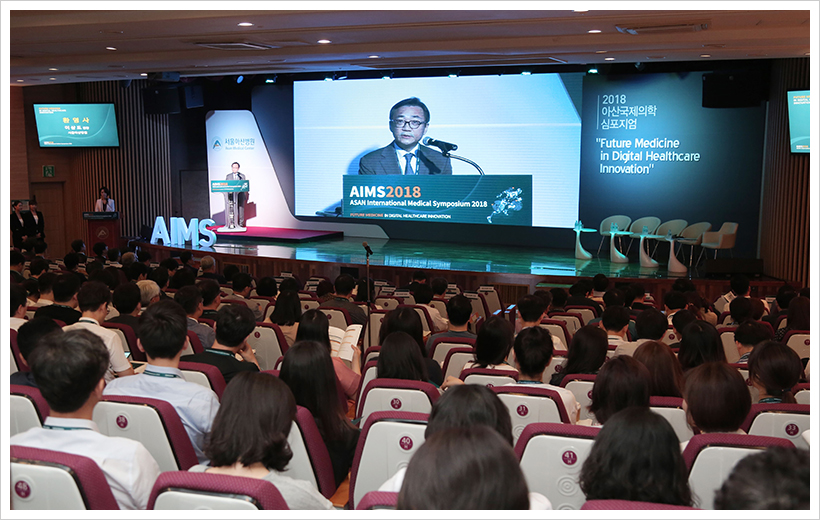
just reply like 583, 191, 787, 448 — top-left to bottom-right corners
83, 211, 120, 250
211, 179, 250, 232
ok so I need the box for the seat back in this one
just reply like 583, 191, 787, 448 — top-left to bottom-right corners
322, 307, 352, 330
494, 386, 571, 443
547, 312, 583, 334
101, 322, 142, 360
356, 361, 379, 406
442, 347, 475, 380
729, 363, 760, 403
658, 326, 679, 346
582, 499, 698, 510
717, 311, 733, 326
429, 336, 476, 364
356, 491, 399, 510
683, 433, 794, 509
649, 396, 693, 443
680, 221, 712, 242
539, 319, 571, 347
25, 306, 37, 319
280, 407, 337, 498
463, 292, 488, 322
184, 331, 203, 356
218, 299, 247, 310
516, 423, 600, 510
246, 323, 289, 371
92, 396, 198, 472
11, 329, 27, 373
655, 219, 689, 237
399, 304, 434, 334
783, 331, 810, 359
10, 385, 50, 436
348, 412, 428, 509
793, 383, 809, 405
459, 367, 518, 387
148, 471, 288, 510
178, 361, 227, 400
363, 345, 381, 365
356, 379, 439, 423
476, 286, 503, 315
11, 446, 120, 510
561, 374, 597, 422
300, 298, 321, 313
429, 298, 448, 319
775, 314, 788, 330
565, 305, 597, 322
599, 214, 632, 234
11, 349, 19, 375
374, 296, 402, 311
718, 327, 740, 363
629, 216, 661, 235
741, 403, 810, 450
367, 309, 389, 348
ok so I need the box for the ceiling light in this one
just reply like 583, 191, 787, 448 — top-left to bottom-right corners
588, 30, 601, 34
336, 72, 348, 80
236, 75, 244, 84
324, 76, 333, 82
48, 67, 58, 71
49, 77, 56, 80
573, 10, 589, 13
237, 22, 254, 27
16, 79, 23, 82
140, 73, 148, 76
521, 71, 532, 75
369, 55, 379, 59
700, 54, 711, 58
805, 52, 810, 56
106, 46, 117, 51
588, 68, 599, 74
317, 39, 331, 44
595, 50, 607, 54
265, 75, 277, 84
604, 57, 615, 61
449, 73, 457, 78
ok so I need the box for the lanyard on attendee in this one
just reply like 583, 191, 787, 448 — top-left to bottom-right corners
44, 425, 93, 431
205, 348, 235, 358
78, 318, 98, 325
143, 370, 182, 379
517, 380, 542, 384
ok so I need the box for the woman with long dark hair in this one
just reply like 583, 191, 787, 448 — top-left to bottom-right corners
464, 315, 516, 372
550, 325, 607, 386
295, 309, 361, 400
748, 341, 802, 404
678, 320, 725, 372
633, 340, 685, 398
265, 290, 302, 346
378, 307, 443, 385
377, 331, 429, 382
774, 296, 810, 342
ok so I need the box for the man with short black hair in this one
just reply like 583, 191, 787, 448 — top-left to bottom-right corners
29, 258, 49, 278
734, 321, 773, 364
108, 282, 143, 336
197, 279, 222, 320
566, 280, 603, 316
586, 289, 637, 339
614, 307, 668, 357
430, 277, 448, 298
425, 294, 476, 353
668, 309, 698, 349
412, 283, 447, 332
181, 304, 259, 383
722, 296, 753, 328
63, 281, 134, 381
591, 273, 609, 302
148, 266, 172, 300
106, 247, 122, 267
175, 285, 215, 349
104, 300, 219, 465
127, 261, 150, 282
549, 288, 568, 312
399, 269, 428, 292
10, 250, 25, 284
663, 290, 687, 324
34, 273, 82, 324
10, 283, 28, 331
515, 294, 566, 350
63, 252, 87, 283
222, 272, 263, 321
11, 329, 160, 510
714, 274, 750, 314
30, 272, 56, 307
600, 305, 631, 351
319, 273, 367, 325
11, 317, 62, 387
70, 238, 87, 262
179, 250, 198, 277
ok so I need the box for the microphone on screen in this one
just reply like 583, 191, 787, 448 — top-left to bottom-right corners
362, 242, 374, 255
422, 136, 458, 153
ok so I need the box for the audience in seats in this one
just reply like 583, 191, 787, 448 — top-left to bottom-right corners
31, 272, 57, 307
63, 281, 135, 382
279, 340, 360, 489
548, 287, 568, 312
189, 371, 333, 509
136, 279, 161, 308
23, 278, 40, 307
178, 250, 197, 277
108, 282, 143, 336
677, 320, 725, 372
295, 309, 361, 400
773, 295, 810, 342
581, 355, 651, 427
579, 407, 693, 507
104, 300, 219, 464
169, 268, 196, 291
720, 296, 753, 328
632, 341, 685, 398
92, 241, 108, 264
663, 291, 687, 325
11, 329, 161, 510
614, 307, 667, 357
668, 309, 697, 349
515, 293, 566, 350
147, 266, 172, 300
319, 274, 367, 325
430, 276, 448, 299
734, 321, 773, 364
681, 362, 751, 450
278, 277, 300, 294
127, 261, 150, 282
566, 280, 602, 316
379, 307, 443, 386
353, 277, 375, 304
197, 278, 222, 320
748, 341, 802, 404
411, 283, 448, 332
106, 247, 122, 268
11, 318, 62, 387
256, 276, 279, 298
33, 273, 82, 324
181, 304, 260, 383
315, 279, 335, 303
764, 284, 797, 328
198, 255, 227, 284
265, 290, 301, 346
586, 288, 637, 339
684, 290, 718, 326
714, 446, 810, 510
10, 283, 27, 331
175, 285, 216, 349
591, 273, 608, 302
377, 331, 430, 383
550, 325, 608, 386
599, 305, 632, 352
714, 274, 750, 314
461, 315, 517, 373
425, 294, 476, 352
63, 252, 87, 283
398, 269, 428, 293
10, 250, 26, 283
69, 238, 87, 262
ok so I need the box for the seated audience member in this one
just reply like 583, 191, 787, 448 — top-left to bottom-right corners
720, 296, 753, 328
104, 266, 126, 289
256, 276, 278, 298
280, 340, 359, 489
579, 407, 693, 507
379, 307, 443, 386
714, 446, 810, 510
748, 341, 802, 404
197, 278, 222, 320
551, 325, 608, 386
425, 294, 476, 352
190, 372, 332, 510
29, 258, 50, 279
672, 277, 696, 294
774, 295, 810, 342
377, 331, 430, 383
463, 315, 517, 373
127, 261, 149, 282
33, 273, 82, 325
566, 280, 603, 316
412, 283, 447, 332
104, 300, 219, 464
627, 282, 652, 311
663, 290, 687, 324
265, 290, 301, 347
750, 298, 766, 321
136, 279, 161, 308
148, 266, 172, 300
23, 278, 40, 307
599, 305, 632, 351
11, 318, 62, 387
549, 287, 568, 312
175, 285, 216, 349
30, 272, 56, 307
714, 274, 751, 314
198, 255, 226, 284
632, 341, 684, 398
136, 250, 151, 265
669, 309, 697, 348
684, 290, 718, 326
278, 277, 300, 294
84, 260, 104, 279
159, 257, 180, 274
587, 289, 637, 337
10, 250, 26, 284
169, 268, 197, 290
120, 251, 135, 269
10, 283, 28, 331
92, 241, 108, 263
734, 321, 773, 364
430, 277, 448, 299
398, 427, 530, 510
106, 247, 121, 267
107, 282, 143, 336
295, 309, 360, 400
181, 304, 260, 383
87, 268, 115, 291
682, 362, 750, 448
318, 273, 367, 325
591, 273, 609, 301
582, 355, 651, 427
353, 277, 375, 303
178, 250, 197, 277
677, 320, 725, 372
222, 264, 240, 285
10, 329, 161, 509
764, 284, 797, 328
398, 269, 427, 293
516, 293, 566, 350
62, 252, 87, 283
614, 307, 668, 357
315, 279, 335, 303
70, 238, 87, 262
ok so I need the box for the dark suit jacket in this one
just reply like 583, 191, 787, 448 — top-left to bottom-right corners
358, 144, 452, 175
23, 211, 45, 240
11, 212, 26, 248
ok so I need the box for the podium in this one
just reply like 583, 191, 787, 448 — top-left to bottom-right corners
211, 179, 249, 232
83, 211, 120, 249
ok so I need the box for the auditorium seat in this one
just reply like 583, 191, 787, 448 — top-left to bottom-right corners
11, 350, 19, 375
546, 311, 584, 333
429, 298, 448, 319
280, 406, 337, 498
649, 396, 694, 443
516, 423, 600, 510
718, 326, 740, 363
185, 330, 204, 355
11, 329, 27, 372
658, 326, 679, 346
596, 214, 632, 257
728, 363, 760, 402
774, 314, 788, 330
348, 411, 428, 509
441, 347, 475, 380
299, 297, 321, 313
740, 403, 810, 449
540, 349, 568, 384
321, 306, 352, 330
374, 296, 402, 311
178, 361, 227, 400
297, 291, 316, 300
717, 311, 733, 326
459, 367, 518, 387
363, 345, 381, 365
793, 383, 809, 405
565, 304, 598, 322
356, 379, 439, 424
476, 286, 503, 316
428, 335, 475, 365
197, 317, 215, 328
676, 221, 712, 266
365, 309, 388, 349
463, 292, 488, 322
11, 385, 50, 436
92, 395, 198, 472
356, 361, 379, 406
102, 322, 142, 361
560, 374, 597, 422
399, 304, 434, 335
246, 322, 289, 371
783, 330, 810, 360
581, 499, 698, 510
11, 446, 119, 510
261, 369, 280, 377
148, 471, 288, 510
25, 306, 37, 319
493, 386, 571, 443
539, 318, 572, 347
683, 433, 793, 509
355, 491, 398, 510
698, 222, 739, 262
218, 299, 247, 310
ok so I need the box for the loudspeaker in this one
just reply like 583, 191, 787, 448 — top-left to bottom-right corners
703, 258, 764, 278
139, 225, 152, 241
183, 85, 204, 109
142, 87, 181, 114
702, 72, 764, 108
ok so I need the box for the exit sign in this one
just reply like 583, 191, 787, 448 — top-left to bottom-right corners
42, 165, 55, 178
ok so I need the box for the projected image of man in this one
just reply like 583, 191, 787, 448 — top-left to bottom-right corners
358, 97, 452, 175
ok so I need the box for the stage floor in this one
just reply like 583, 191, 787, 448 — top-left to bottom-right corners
205, 235, 720, 280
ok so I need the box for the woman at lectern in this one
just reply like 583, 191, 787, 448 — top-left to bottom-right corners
94, 186, 116, 212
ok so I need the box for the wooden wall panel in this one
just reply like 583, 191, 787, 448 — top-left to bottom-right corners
759, 58, 810, 287
10, 86, 30, 201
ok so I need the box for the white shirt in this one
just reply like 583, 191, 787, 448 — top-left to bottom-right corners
223, 293, 264, 322
103, 364, 219, 465
613, 339, 650, 357
504, 381, 581, 425
394, 142, 420, 174
30, 298, 53, 308
10, 317, 27, 331
11, 417, 160, 510
95, 198, 116, 212
425, 304, 448, 332
63, 318, 131, 382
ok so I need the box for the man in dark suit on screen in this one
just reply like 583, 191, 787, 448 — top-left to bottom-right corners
358, 97, 452, 176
